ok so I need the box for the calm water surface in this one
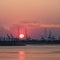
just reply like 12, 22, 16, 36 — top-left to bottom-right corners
0, 45, 60, 60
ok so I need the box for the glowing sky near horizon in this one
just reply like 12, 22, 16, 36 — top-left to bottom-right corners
0, 0, 60, 28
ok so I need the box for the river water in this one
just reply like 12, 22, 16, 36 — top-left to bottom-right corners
0, 45, 60, 60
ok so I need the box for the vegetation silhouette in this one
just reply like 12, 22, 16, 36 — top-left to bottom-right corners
0, 30, 60, 46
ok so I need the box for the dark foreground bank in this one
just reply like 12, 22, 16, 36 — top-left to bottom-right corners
0, 39, 60, 46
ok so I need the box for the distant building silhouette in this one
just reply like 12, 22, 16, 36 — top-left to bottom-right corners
51, 36, 56, 40
40, 36, 45, 40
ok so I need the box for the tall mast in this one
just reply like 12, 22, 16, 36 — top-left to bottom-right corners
17, 26, 20, 39
44, 28, 47, 39
48, 30, 52, 40
25, 28, 27, 40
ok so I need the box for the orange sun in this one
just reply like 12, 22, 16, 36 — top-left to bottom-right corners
19, 34, 24, 39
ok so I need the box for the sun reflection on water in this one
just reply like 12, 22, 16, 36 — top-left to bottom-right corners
19, 51, 25, 60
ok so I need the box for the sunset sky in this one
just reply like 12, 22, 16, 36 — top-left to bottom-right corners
0, 0, 60, 27
0, 0, 60, 39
